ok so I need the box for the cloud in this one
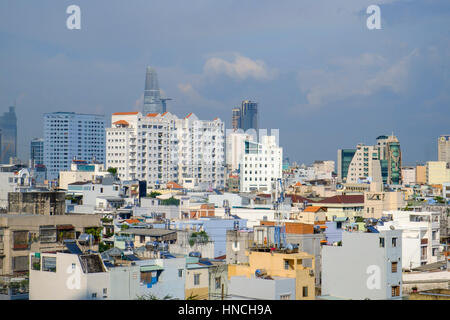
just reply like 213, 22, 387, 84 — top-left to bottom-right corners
297, 50, 419, 107
203, 53, 276, 81
177, 83, 223, 110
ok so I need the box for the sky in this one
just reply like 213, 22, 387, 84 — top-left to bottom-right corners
0, 0, 449, 166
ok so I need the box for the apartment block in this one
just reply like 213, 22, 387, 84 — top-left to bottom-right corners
106, 112, 224, 190
240, 135, 282, 193
346, 144, 382, 184
43, 112, 105, 181
426, 161, 450, 185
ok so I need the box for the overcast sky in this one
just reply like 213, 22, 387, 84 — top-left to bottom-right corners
0, 0, 449, 165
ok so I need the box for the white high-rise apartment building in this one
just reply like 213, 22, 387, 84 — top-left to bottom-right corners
43, 112, 105, 181
346, 144, 382, 184
106, 112, 224, 190
226, 130, 254, 172
240, 135, 282, 193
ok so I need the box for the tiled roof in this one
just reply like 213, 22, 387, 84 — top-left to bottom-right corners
167, 181, 183, 189
113, 120, 129, 126
146, 113, 158, 117
303, 206, 325, 212
317, 195, 364, 204
185, 112, 193, 119
287, 194, 316, 203
112, 112, 139, 115
161, 112, 168, 117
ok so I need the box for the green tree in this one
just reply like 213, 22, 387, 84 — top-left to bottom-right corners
107, 167, 117, 176
147, 191, 162, 198
160, 197, 180, 206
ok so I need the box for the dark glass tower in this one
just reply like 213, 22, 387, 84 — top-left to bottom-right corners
0, 106, 17, 164
239, 100, 258, 131
231, 108, 241, 130
143, 66, 165, 115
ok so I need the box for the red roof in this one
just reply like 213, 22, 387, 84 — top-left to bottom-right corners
317, 195, 364, 204
161, 112, 168, 117
303, 206, 325, 213
124, 219, 141, 224
185, 112, 193, 119
146, 113, 158, 117
113, 120, 129, 126
287, 194, 316, 203
167, 181, 183, 189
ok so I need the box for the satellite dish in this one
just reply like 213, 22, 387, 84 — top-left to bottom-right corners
390, 225, 395, 230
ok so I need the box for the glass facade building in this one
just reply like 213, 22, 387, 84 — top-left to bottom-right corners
0, 106, 17, 164
337, 149, 356, 182
143, 66, 165, 115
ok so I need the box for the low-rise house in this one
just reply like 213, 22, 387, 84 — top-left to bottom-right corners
321, 229, 403, 300
228, 249, 316, 300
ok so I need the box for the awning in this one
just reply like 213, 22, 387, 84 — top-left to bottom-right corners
140, 265, 164, 272
319, 225, 328, 229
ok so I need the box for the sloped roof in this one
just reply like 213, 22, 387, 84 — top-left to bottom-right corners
318, 195, 364, 204
303, 206, 325, 213
167, 181, 183, 189
113, 120, 129, 126
287, 194, 316, 203
146, 113, 159, 117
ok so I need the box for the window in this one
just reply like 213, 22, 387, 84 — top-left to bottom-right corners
391, 286, 400, 297
302, 286, 308, 297
215, 277, 221, 290
194, 273, 200, 286
392, 237, 397, 247
391, 262, 398, 273
379, 237, 385, 248
280, 294, 291, 300
284, 260, 289, 270
42, 256, 56, 272
140, 235, 145, 244
103, 288, 107, 295
92, 293, 97, 299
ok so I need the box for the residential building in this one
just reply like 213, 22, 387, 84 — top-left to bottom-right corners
240, 135, 282, 193
208, 261, 228, 300
185, 260, 210, 299
226, 131, 254, 172
8, 191, 66, 215
364, 187, 406, 219
59, 159, 111, 190
228, 250, 316, 300
0, 106, 17, 164
0, 165, 31, 209
29, 251, 109, 300
402, 166, 416, 186
106, 111, 224, 190
321, 229, 403, 300
43, 112, 105, 181
438, 135, 450, 164
416, 165, 427, 185
0, 214, 101, 277
226, 229, 253, 265
426, 161, 450, 185
314, 195, 365, 221
378, 210, 442, 269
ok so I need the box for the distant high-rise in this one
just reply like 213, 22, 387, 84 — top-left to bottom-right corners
143, 66, 165, 115
239, 100, 258, 132
438, 135, 450, 164
43, 112, 105, 180
231, 108, 241, 130
30, 138, 44, 166
0, 106, 17, 164
376, 134, 402, 185
337, 149, 356, 182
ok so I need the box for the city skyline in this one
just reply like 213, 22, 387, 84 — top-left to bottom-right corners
0, 1, 449, 165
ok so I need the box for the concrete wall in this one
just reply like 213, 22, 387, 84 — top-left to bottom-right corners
8, 191, 66, 215
321, 230, 403, 300
109, 265, 140, 300
228, 276, 295, 300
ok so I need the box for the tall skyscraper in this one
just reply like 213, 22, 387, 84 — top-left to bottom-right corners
239, 100, 258, 132
43, 112, 105, 180
231, 108, 241, 130
143, 66, 165, 115
376, 134, 402, 185
438, 135, 450, 164
30, 138, 44, 166
0, 106, 17, 164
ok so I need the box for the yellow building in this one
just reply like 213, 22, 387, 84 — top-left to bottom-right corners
426, 161, 450, 185
228, 250, 315, 300
185, 263, 210, 300
416, 165, 427, 185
